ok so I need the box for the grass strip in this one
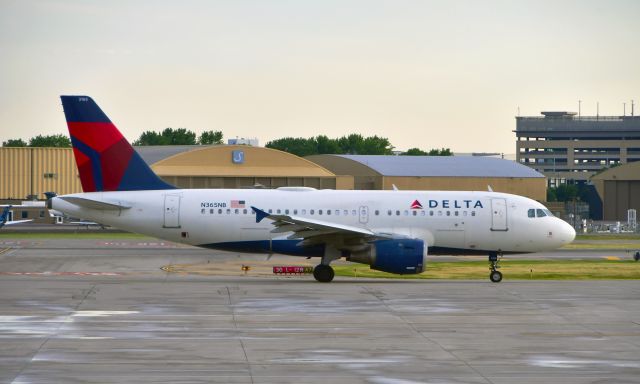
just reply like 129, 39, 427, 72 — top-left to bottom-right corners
333, 259, 640, 280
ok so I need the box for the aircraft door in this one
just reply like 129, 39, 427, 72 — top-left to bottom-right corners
490, 198, 508, 231
163, 195, 181, 228
359, 206, 369, 224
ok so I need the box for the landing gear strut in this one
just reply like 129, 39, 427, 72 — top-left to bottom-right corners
313, 264, 335, 282
488, 251, 503, 283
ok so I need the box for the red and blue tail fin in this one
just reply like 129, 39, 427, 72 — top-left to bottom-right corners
61, 96, 175, 192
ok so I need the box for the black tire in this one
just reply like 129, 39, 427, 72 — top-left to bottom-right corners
489, 270, 503, 283
634, 251, 640, 262
313, 265, 335, 282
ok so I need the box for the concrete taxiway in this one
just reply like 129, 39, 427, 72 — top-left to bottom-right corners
0, 238, 639, 383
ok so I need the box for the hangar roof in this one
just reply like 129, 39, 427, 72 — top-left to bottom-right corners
134, 145, 203, 165
138, 145, 335, 177
310, 155, 545, 178
591, 161, 640, 181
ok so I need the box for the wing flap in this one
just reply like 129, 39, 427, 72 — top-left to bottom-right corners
252, 206, 381, 241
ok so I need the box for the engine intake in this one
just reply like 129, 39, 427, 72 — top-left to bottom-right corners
347, 239, 427, 274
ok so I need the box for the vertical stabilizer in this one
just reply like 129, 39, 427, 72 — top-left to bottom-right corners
60, 96, 175, 192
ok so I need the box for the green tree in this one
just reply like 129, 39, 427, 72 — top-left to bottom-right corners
198, 130, 223, 145
362, 135, 394, 155
133, 128, 197, 145
266, 137, 318, 157
133, 131, 166, 145
28, 134, 71, 147
2, 138, 27, 147
314, 135, 341, 154
403, 148, 429, 156
428, 148, 453, 156
555, 184, 578, 202
162, 128, 196, 145
546, 187, 558, 202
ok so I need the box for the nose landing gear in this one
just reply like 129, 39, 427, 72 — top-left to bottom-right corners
489, 251, 503, 283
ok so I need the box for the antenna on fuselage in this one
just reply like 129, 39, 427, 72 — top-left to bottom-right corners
487, 185, 494, 192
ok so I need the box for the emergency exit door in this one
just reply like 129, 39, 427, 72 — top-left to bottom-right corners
163, 195, 181, 228
490, 198, 508, 231
359, 206, 369, 224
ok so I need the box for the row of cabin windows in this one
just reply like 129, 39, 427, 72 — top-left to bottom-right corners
200, 208, 476, 217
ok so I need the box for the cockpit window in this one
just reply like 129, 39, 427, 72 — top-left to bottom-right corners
536, 209, 547, 217
528, 209, 535, 218
544, 209, 554, 217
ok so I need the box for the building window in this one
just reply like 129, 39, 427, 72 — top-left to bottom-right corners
43, 172, 57, 179
21, 211, 28, 219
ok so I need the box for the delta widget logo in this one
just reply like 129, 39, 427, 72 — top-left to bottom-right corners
410, 200, 423, 209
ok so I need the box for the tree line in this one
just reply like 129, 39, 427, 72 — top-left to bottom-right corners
2, 130, 452, 156
265, 134, 452, 157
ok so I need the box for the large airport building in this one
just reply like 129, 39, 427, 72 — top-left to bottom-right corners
515, 111, 640, 221
515, 112, 640, 186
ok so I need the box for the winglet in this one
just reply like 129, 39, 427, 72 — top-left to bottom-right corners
251, 206, 270, 223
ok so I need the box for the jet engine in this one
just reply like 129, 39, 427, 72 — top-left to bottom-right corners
347, 239, 427, 274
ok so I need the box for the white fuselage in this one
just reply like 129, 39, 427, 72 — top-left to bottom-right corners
52, 188, 576, 256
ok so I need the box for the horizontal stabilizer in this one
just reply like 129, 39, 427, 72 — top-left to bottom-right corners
59, 196, 131, 210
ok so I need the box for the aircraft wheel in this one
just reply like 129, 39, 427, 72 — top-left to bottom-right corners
634, 251, 640, 262
489, 270, 503, 283
313, 265, 335, 282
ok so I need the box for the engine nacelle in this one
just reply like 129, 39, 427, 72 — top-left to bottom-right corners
347, 239, 427, 274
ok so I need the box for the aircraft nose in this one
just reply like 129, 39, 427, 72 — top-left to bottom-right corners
557, 219, 576, 244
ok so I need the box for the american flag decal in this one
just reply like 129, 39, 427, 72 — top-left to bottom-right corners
231, 200, 246, 208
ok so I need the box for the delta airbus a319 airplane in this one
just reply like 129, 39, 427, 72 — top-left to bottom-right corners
50, 96, 576, 282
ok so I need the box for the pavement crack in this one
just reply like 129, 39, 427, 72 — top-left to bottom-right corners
360, 285, 496, 384
226, 286, 254, 384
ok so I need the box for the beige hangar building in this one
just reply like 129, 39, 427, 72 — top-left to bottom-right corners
306, 155, 547, 201
1, 146, 547, 203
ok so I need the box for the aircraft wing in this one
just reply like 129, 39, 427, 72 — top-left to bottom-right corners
3, 220, 33, 226
251, 206, 393, 245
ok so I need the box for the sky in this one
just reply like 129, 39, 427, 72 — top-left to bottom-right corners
1, 0, 639, 154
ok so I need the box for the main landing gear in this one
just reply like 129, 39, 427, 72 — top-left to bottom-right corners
488, 251, 503, 283
313, 264, 335, 282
